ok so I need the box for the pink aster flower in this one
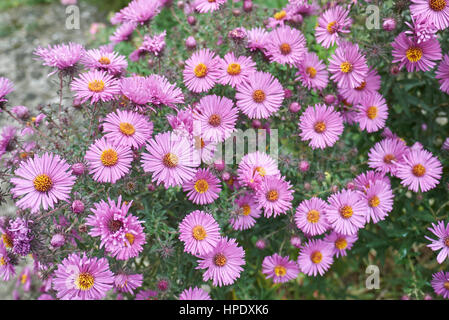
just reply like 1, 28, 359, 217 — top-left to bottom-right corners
262, 253, 299, 283
229, 193, 261, 231
179, 287, 211, 300
295, 197, 330, 236
246, 27, 269, 52
33, 42, 84, 75
425, 220, 449, 264
436, 54, 449, 94
118, 0, 161, 25
141, 131, 199, 188
146, 74, 185, 109
120, 76, 151, 106
110, 21, 137, 44
298, 104, 344, 150
183, 49, 221, 93
328, 42, 368, 88
179, 210, 221, 256
217, 52, 256, 88
295, 51, 329, 91
81, 48, 128, 75
183, 168, 221, 205
52, 253, 114, 300
196, 237, 245, 287
431, 271, 449, 299
353, 170, 391, 191
368, 138, 408, 176
410, 0, 449, 30
265, 25, 307, 66
114, 273, 143, 294
71, 69, 120, 104
193, 95, 238, 143
167, 108, 194, 137
255, 175, 294, 218
141, 31, 166, 56
396, 148, 442, 192
297, 239, 334, 276
235, 71, 284, 119
102, 109, 153, 149
0, 77, 14, 103
0, 242, 15, 281
237, 151, 280, 188
405, 14, 438, 44
84, 137, 133, 184
338, 67, 381, 105
359, 180, 394, 224
324, 231, 358, 258
0, 126, 16, 160
391, 32, 442, 72
10, 153, 76, 214
194, 0, 225, 13
355, 92, 388, 133
315, 5, 352, 48
326, 189, 368, 235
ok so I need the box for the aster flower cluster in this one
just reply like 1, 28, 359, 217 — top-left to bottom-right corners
0, 0, 448, 302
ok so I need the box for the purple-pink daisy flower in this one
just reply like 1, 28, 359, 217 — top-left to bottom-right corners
217, 52, 256, 88
324, 231, 358, 258
10, 153, 76, 214
146, 74, 185, 109
0, 77, 14, 103
326, 189, 368, 235
114, 273, 143, 294
436, 54, 449, 94
229, 193, 261, 231
338, 67, 381, 105
141, 131, 199, 188
255, 175, 294, 218
52, 253, 114, 300
298, 103, 344, 150
237, 151, 280, 188
360, 180, 394, 224
328, 42, 368, 88
368, 138, 408, 177
410, 0, 449, 30
178, 210, 221, 256
194, 0, 225, 13
425, 220, 449, 264
295, 51, 329, 91
117, 0, 160, 25
262, 253, 299, 283
81, 48, 128, 75
236, 71, 284, 119
102, 109, 153, 149
110, 21, 137, 44
295, 197, 330, 236
179, 287, 211, 300
246, 27, 269, 52
34, 42, 84, 75
85, 137, 133, 184
0, 242, 15, 281
297, 239, 334, 276
431, 271, 449, 299
183, 49, 221, 93
71, 69, 120, 104
196, 237, 245, 287
396, 148, 442, 192
265, 25, 307, 66
119, 76, 151, 106
183, 168, 221, 205
355, 92, 388, 133
315, 5, 352, 48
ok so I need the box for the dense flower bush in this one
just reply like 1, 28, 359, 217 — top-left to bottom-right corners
0, 0, 449, 300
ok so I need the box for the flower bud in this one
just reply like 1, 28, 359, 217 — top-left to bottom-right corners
289, 102, 301, 113
51, 234, 65, 248
71, 200, 85, 214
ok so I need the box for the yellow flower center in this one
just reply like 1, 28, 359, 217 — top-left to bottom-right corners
355, 81, 367, 91
412, 164, 426, 177
314, 121, 326, 133
327, 21, 337, 33
2, 234, 13, 249
21, 274, 28, 284
306, 66, 317, 78
311, 251, 323, 264
340, 205, 353, 219
369, 196, 380, 208
280, 43, 292, 55
98, 56, 111, 65
266, 190, 279, 202
444, 281, 449, 290
194, 179, 209, 193
274, 10, 286, 20
274, 265, 287, 277
444, 237, 449, 247
214, 253, 227, 267
100, 149, 118, 167
254, 166, 266, 177
208, 114, 221, 127
194, 136, 206, 150
340, 61, 353, 73
307, 210, 320, 223
406, 47, 423, 63
335, 238, 348, 250
125, 233, 135, 246
0, 257, 6, 266
383, 154, 396, 164
75, 272, 95, 291
227, 63, 241, 76
194, 63, 208, 78
429, 0, 447, 11
253, 89, 266, 103
192, 225, 207, 241
242, 204, 251, 216
88, 80, 105, 93
163, 153, 178, 168
119, 122, 135, 136
367, 106, 378, 120
33, 174, 53, 192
